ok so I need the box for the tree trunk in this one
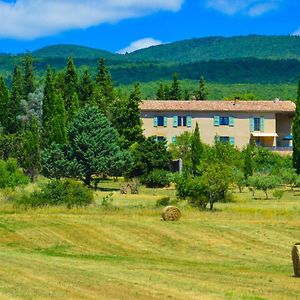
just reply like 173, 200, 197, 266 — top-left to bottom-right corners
84, 173, 92, 187
209, 192, 214, 210
265, 190, 269, 200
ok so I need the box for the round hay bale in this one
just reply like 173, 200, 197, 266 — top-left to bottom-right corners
292, 243, 300, 277
162, 206, 181, 221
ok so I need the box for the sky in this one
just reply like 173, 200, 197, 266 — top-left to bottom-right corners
0, 0, 299, 54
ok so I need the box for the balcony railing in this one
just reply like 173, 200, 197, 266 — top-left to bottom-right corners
266, 146, 293, 152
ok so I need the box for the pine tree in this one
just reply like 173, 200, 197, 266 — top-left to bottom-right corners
95, 58, 115, 102
42, 66, 55, 147
52, 93, 67, 144
7, 66, 23, 134
169, 73, 181, 100
78, 69, 94, 107
156, 83, 165, 100
64, 56, 78, 123
183, 89, 190, 100
191, 123, 203, 175
0, 77, 9, 132
243, 144, 253, 178
195, 76, 208, 100
293, 75, 300, 173
112, 83, 143, 149
22, 116, 41, 181
164, 84, 170, 100
23, 53, 35, 98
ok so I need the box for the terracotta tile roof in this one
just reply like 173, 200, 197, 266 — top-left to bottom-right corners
140, 100, 296, 113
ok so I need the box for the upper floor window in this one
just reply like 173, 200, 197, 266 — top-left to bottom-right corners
157, 116, 164, 127
220, 116, 229, 126
254, 117, 261, 131
178, 116, 187, 127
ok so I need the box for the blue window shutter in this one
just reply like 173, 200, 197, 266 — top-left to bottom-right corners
172, 136, 177, 144
214, 115, 220, 127
187, 116, 192, 128
250, 117, 254, 132
260, 116, 265, 132
154, 116, 158, 127
173, 116, 178, 128
229, 137, 235, 146
164, 116, 168, 127
229, 116, 234, 127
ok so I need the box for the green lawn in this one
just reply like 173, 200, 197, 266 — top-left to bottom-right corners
0, 181, 300, 299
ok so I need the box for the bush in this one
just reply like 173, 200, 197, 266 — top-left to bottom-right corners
141, 169, 171, 188
248, 175, 280, 199
0, 158, 29, 189
156, 196, 171, 207
273, 189, 284, 200
14, 180, 93, 209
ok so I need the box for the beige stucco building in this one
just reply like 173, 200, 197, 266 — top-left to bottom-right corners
140, 100, 296, 150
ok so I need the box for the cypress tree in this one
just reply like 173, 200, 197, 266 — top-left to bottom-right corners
52, 93, 67, 144
0, 77, 9, 132
195, 76, 208, 100
169, 73, 181, 100
7, 66, 23, 134
191, 123, 203, 175
293, 75, 300, 173
95, 58, 115, 102
164, 84, 170, 100
23, 53, 35, 98
243, 144, 253, 178
42, 66, 55, 146
156, 83, 165, 100
22, 116, 41, 181
78, 69, 94, 107
64, 56, 78, 123
112, 83, 143, 148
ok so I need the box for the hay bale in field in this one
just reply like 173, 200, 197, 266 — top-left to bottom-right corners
292, 243, 300, 277
161, 206, 181, 221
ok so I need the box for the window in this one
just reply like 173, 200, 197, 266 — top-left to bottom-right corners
157, 136, 166, 142
219, 116, 229, 126
254, 117, 261, 131
178, 116, 187, 127
157, 116, 164, 127
219, 136, 230, 143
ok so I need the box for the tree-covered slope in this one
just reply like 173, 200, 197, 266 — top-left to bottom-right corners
32, 44, 123, 60
126, 35, 300, 63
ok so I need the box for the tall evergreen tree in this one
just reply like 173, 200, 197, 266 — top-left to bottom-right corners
22, 116, 41, 181
78, 69, 94, 107
42, 66, 55, 147
95, 58, 115, 102
243, 144, 253, 178
23, 53, 35, 98
156, 83, 165, 100
293, 75, 300, 173
112, 83, 144, 149
169, 73, 181, 100
195, 76, 208, 100
0, 77, 9, 132
191, 123, 203, 175
164, 84, 170, 100
52, 93, 67, 144
64, 56, 78, 123
7, 66, 23, 134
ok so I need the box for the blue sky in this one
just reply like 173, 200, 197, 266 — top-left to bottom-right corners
0, 0, 299, 54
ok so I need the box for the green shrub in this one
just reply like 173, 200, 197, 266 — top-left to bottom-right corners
101, 192, 114, 209
14, 180, 93, 209
141, 169, 171, 188
0, 158, 29, 189
273, 189, 284, 200
156, 196, 171, 207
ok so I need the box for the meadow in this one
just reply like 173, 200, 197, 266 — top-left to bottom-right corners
0, 180, 300, 300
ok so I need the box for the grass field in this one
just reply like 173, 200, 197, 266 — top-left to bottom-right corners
1, 180, 300, 300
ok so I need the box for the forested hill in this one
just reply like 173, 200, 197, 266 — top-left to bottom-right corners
1, 35, 300, 86
126, 35, 300, 63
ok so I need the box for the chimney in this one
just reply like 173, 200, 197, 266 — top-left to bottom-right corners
234, 96, 239, 105
274, 96, 280, 103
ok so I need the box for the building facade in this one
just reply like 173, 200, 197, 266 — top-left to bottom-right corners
140, 100, 296, 150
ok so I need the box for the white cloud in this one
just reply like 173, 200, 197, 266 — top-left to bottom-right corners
117, 38, 162, 54
293, 28, 300, 36
206, 0, 281, 17
0, 0, 184, 40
